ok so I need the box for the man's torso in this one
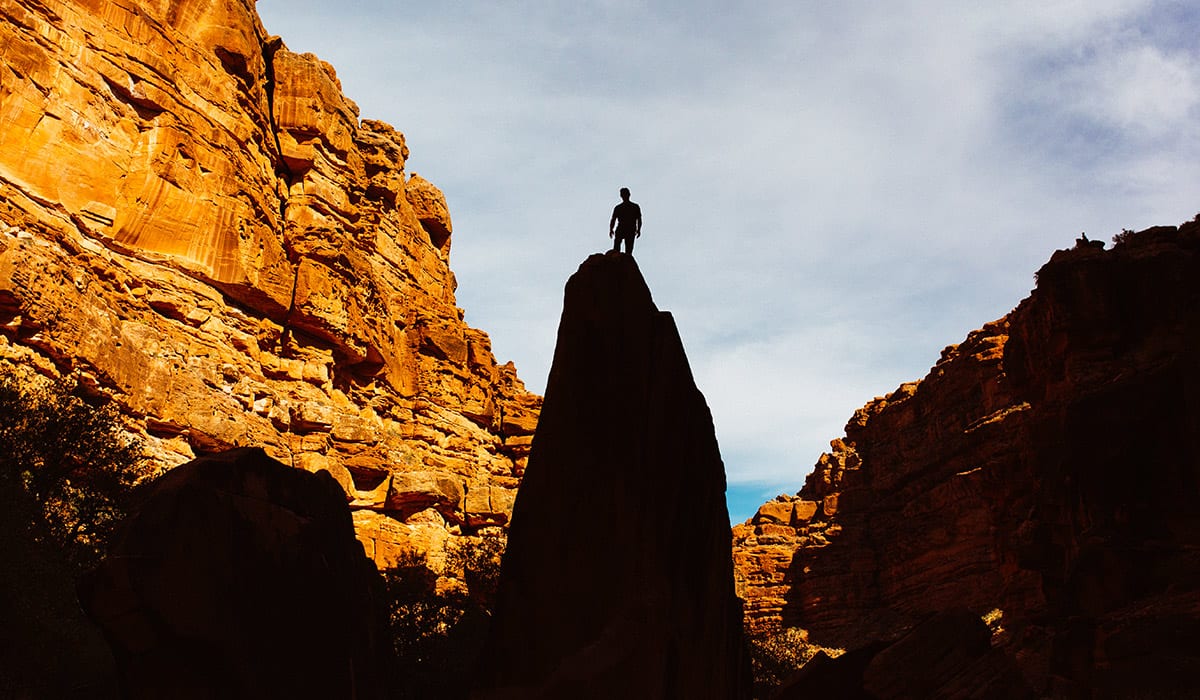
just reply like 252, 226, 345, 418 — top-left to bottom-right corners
613, 201, 640, 233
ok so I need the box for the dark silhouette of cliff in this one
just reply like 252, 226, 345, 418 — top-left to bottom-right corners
473, 253, 751, 698
735, 218, 1200, 697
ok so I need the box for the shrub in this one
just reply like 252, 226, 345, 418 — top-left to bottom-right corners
1111, 228, 1137, 246
0, 374, 147, 571
382, 532, 504, 699
0, 372, 147, 696
747, 627, 844, 698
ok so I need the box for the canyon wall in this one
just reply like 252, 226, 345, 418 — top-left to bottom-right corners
734, 221, 1200, 695
0, 0, 539, 567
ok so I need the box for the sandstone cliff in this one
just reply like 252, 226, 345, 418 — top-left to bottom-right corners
474, 253, 751, 699
0, 0, 539, 566
734, 220, 1200, 695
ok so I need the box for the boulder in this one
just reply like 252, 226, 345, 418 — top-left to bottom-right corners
79, 447, 390, 699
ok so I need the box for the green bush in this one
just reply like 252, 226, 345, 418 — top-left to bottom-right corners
1111, 228, 1137, 246
748, 626, 844, 698
0, 372, 147, 697
382, 532, 504, 699
0, 374, 147, 571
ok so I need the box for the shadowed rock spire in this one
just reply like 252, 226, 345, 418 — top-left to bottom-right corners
474, 252, 751, 699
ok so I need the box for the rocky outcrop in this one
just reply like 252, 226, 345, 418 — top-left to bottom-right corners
773, 610, 1031, 699
0, 0, 539, 567
79, 447, 390, 699
734, 319, 1026, 644
733, 220, 1200, 695
474, 253, 751, 699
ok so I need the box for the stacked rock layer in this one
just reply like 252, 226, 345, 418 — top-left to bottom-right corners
0, 0, 540, 567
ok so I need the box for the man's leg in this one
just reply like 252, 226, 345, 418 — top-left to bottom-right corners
611, 235, 621, 253
624, 234, 635, 255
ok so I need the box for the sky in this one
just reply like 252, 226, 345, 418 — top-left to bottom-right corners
255, 0, 1200, 524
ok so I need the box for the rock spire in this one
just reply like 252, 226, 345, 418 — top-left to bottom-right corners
474, 253, 751, 699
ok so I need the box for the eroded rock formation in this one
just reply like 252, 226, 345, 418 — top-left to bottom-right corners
773, 610, 1032, 699
80, 447, 390, 699
474, 253, 751, 699
734, 221, 1200, 695
0, 0, 539, 567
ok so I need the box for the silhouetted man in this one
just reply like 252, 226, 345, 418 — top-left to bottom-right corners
609, 187, 642, 254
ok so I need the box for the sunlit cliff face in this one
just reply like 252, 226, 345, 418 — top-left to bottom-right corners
1, 0, 539, 572
2, 0, 286, 298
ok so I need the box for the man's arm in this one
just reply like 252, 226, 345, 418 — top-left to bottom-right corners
609, 206, 618, 237
635, 204, 642, 236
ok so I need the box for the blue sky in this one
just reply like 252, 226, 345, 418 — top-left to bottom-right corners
256, 1, 1199, 524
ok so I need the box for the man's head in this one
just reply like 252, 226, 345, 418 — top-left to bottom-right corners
619, 187, 630, 200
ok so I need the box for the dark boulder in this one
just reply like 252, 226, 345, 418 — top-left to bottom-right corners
79, 447, 390, 699
774, 610, 1032, 699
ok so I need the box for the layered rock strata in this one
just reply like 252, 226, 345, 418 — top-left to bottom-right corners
734, 221, 1200, 695
80, 447, 390, 699
0, 0, 539, 566
474, 253, 751, 699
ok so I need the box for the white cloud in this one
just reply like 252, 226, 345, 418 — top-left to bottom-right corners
1084, 45, 1199, 133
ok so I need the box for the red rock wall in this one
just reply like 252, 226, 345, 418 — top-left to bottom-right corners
0, 0, 540, 568
734, 221, 1200, 694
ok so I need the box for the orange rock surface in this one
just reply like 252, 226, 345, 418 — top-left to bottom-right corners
0, 0, 540, 567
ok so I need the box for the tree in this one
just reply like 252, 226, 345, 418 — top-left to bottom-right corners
0, 373, 147, 697
381, 532, 504, 699
747, 626, 844, 698
0, 374, 147, 570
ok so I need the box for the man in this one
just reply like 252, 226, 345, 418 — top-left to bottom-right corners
609, 187, 642, 255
